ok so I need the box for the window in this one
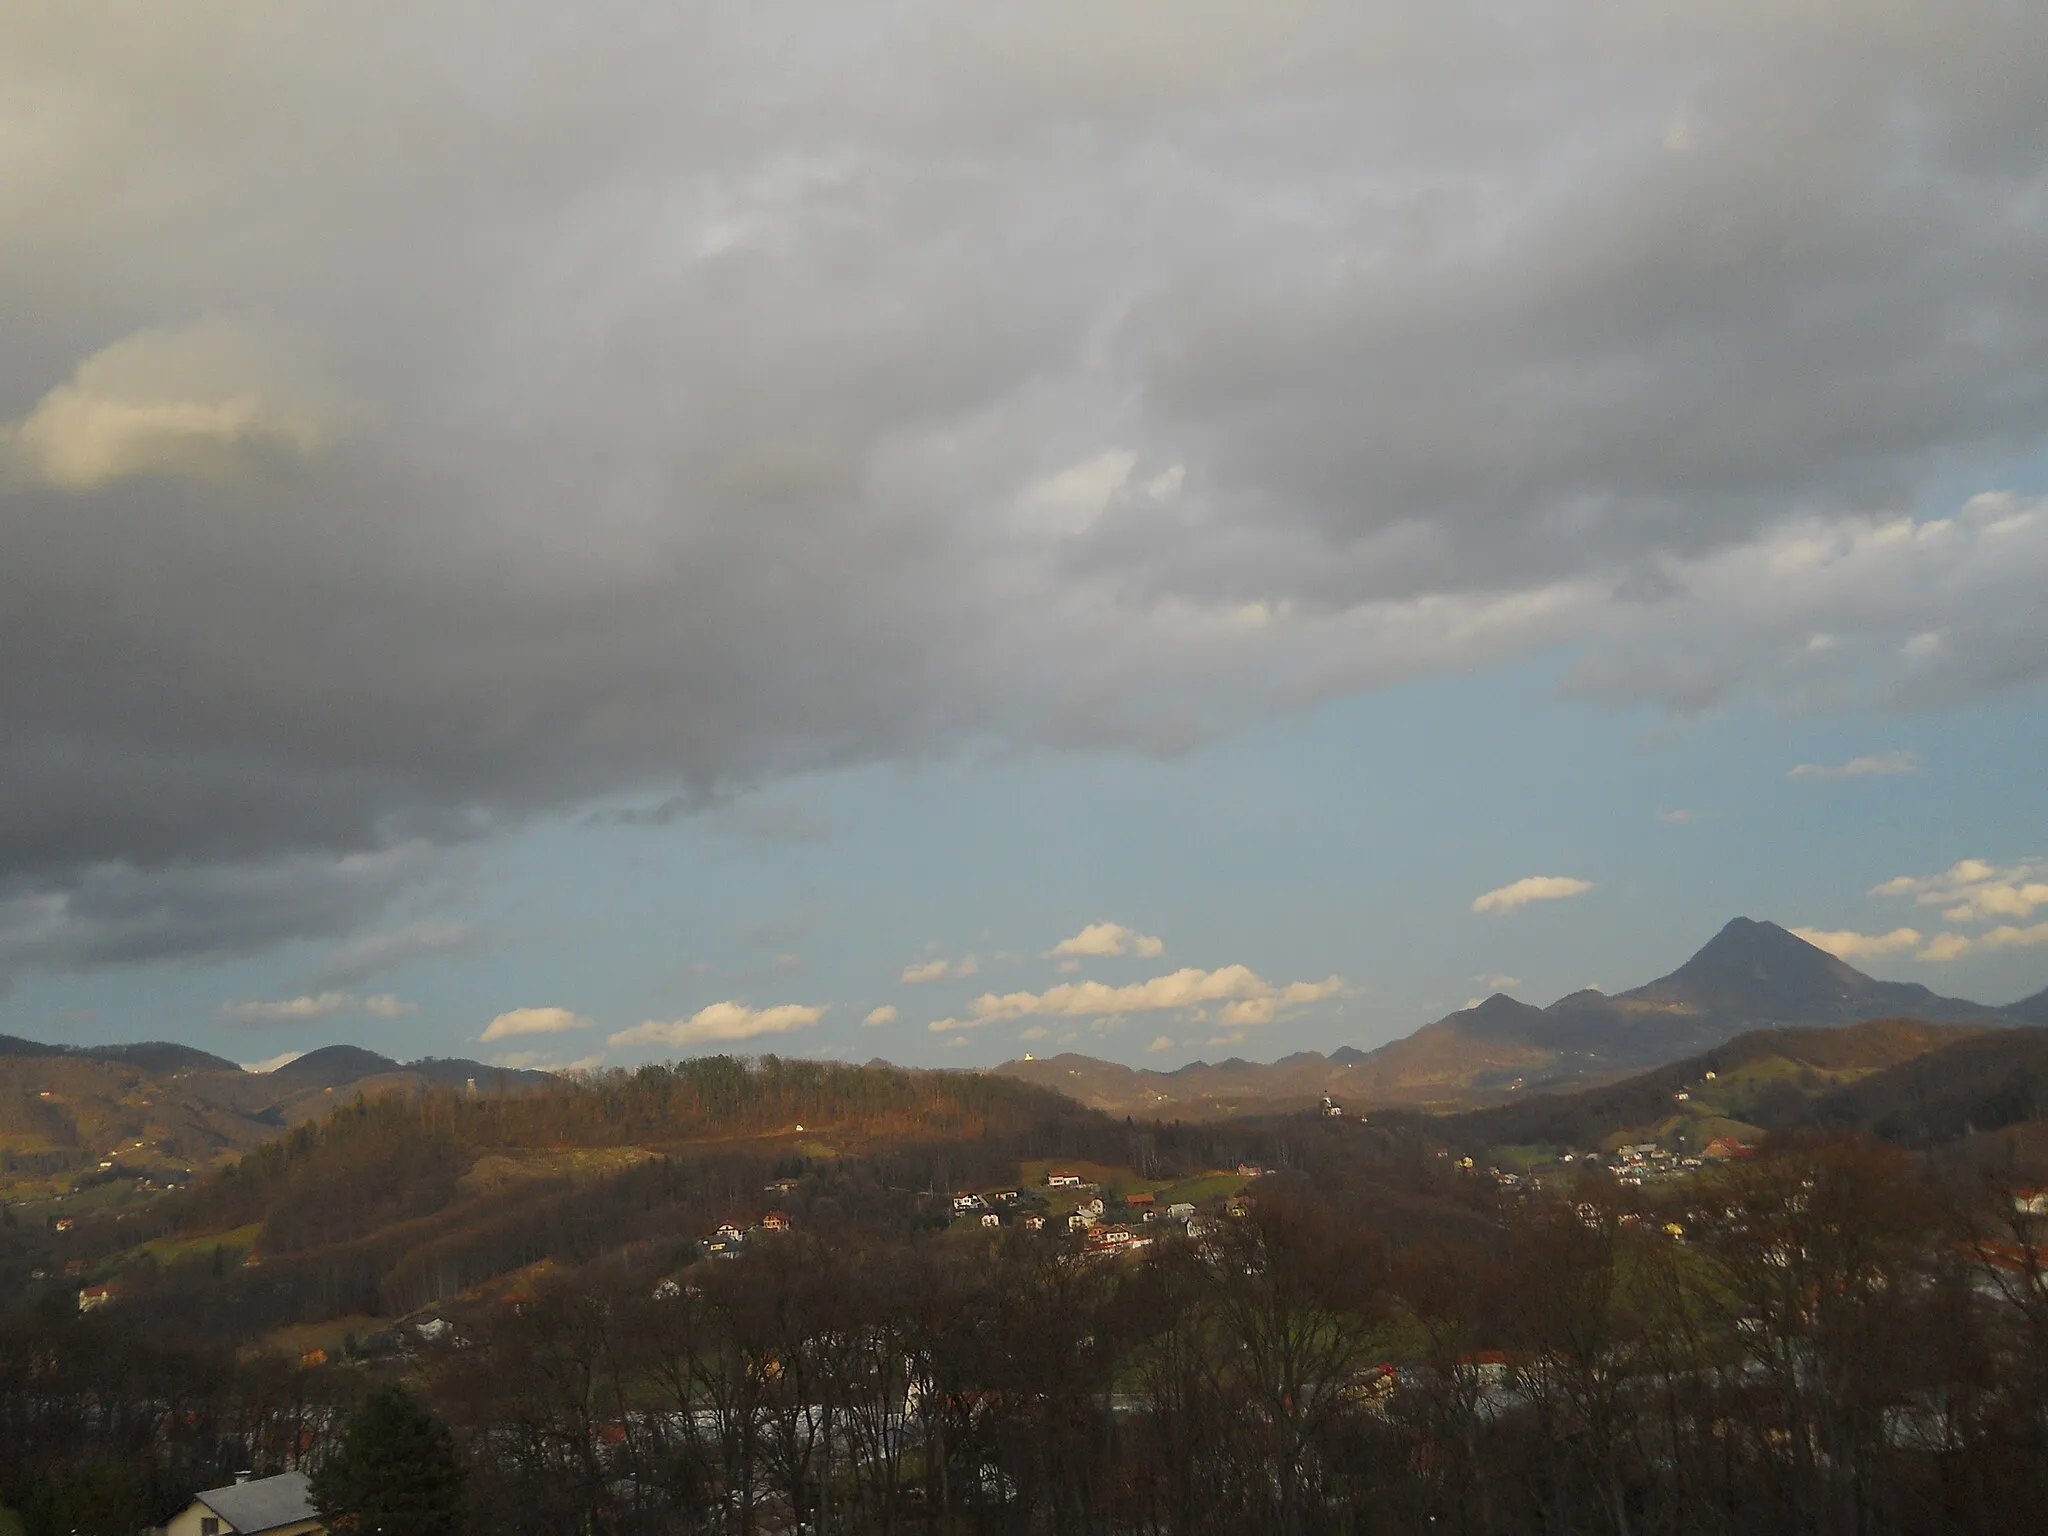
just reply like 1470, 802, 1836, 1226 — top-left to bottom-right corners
201, 1519, 220, 1536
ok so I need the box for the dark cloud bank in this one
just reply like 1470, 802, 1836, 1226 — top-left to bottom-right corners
3, 3, 2046, 976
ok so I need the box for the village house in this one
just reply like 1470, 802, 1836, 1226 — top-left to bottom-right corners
1123, 1191, 1156, 1212
760, 1210, 790, 1232
1022, 1213, 1046, 1231
164, 1471, 323, 1536
78, 1283, 115, 1313
979, 1212, 1001, 1229
1046, 1171, 1082, 1188
1068, 1210, 1098, 1232
952, 1192, 988, 1213
1165, 1202, 1196, 1223
1321, 1094, 1344, 1118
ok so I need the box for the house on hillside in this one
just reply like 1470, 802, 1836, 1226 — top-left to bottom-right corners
760, 1210, 790, 1232
1124, 1191, 1156, 1213
78, 1283, 115, 1313
1321, 1094, 1344, 1118
953, 1192, 988, 1213
1702, 1137, 1755, 1161
1088, 1224, 1138, 1254
1022, 1213, 1046, 1231
1046, 1171, 1082, 1188
164, 1471, 323, 1536
980, 1212, 1001, 1229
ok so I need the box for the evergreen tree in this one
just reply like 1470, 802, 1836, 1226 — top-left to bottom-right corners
311, 1384, 463, 1536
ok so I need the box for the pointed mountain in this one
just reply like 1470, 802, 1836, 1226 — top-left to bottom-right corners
991, 918, 2036, 1120
1620, 917, 2001, 1027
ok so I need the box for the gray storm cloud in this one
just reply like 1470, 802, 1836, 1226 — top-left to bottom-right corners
3, 2, 2047, 972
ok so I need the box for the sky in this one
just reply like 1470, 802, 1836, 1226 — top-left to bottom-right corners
3, 3, 2047, 1075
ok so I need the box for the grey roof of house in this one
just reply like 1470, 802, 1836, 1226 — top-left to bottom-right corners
196, 1470, 319, 1533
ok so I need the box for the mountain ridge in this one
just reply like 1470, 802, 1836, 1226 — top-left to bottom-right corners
993, 917, 2038, 1119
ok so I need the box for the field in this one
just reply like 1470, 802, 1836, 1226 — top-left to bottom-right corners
1015, 1158, 1246, 1214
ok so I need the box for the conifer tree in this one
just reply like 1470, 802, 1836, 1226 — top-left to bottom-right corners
311, 1384, 463, 1536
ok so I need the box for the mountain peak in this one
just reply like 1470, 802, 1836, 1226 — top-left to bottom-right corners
1624, 916, 1994, 1026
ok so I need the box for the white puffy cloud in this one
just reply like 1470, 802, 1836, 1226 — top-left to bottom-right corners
1789, 927, 1923, 962
4, 318, 340, 490
481, 1006, 593, 1042
901, 954, 978, 983
1917, 933, 1974, 963
1472, 876, 1594, 914
1048, 922, 1166, 960
217, 991, 353, 1027
929, 963, 1339, 1031
1788, 752, 1920, 780
863, 1004, 897, 1026
362, 993, 418, 1018
1281, 977, 1342, 1004
609, 1001, 826, 1048
1870, 858, 2048, 925
1146, 1034, 1176, 1053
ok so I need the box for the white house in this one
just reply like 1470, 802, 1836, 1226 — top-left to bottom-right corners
165, 1471, 323, 1536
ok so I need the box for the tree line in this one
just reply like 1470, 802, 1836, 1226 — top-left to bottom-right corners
10, 1130, 2048, 1533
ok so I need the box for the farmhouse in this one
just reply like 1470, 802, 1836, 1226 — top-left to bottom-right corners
164, 1471, 323, 1536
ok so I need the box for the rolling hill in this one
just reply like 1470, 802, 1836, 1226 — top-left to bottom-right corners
995, 918, 2037, 1118
0, 1035, 555, 1193
1425, 1017, 1984, 1156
